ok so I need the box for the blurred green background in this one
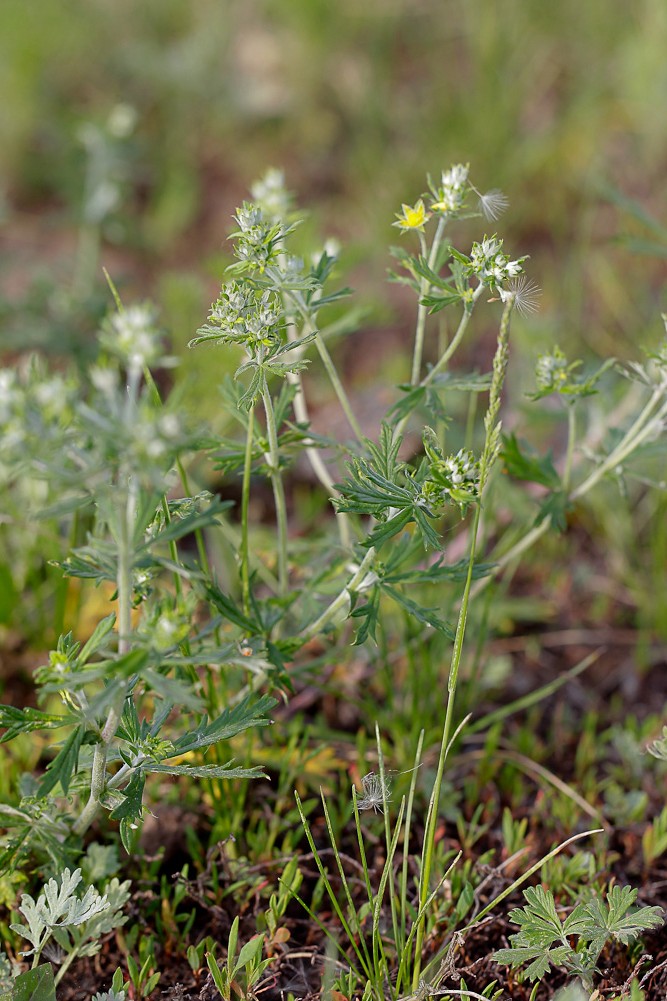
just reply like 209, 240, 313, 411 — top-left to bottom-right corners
1, 0, 666, 373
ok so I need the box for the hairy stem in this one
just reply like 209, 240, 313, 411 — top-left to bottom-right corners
261, 382, 289, 595
410, 220, 444, 386
241, 404, 255, 614
314, 331, 365, 443
299, 546, 377, 643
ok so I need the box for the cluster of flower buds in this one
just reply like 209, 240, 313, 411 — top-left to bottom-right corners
204, 281, 283, 352
422, 445, 481, 516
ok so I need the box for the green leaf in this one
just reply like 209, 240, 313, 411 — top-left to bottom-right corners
171, 695, 276, 755
385, 556, 495, 584
205, 583, 258, 633
145, 763, 267, 779
381, 584, 454, 639
537, 490, 570, 532
37, 723, 91, 797
0, 706, 69, 744
78, 613, 116, 664
350, 586, 381, 646
111, 772, 146, 852
11, 964, 56, 1001
501, 433, 560, 489
582, 886, 663, 950
493, 944, 571, 982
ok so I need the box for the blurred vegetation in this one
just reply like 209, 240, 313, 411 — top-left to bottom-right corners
1, 0, 666, 371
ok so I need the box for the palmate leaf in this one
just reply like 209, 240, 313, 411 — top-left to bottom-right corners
492, 944, 572, 983
507, 884, 566, 943
581, 886, 663, 953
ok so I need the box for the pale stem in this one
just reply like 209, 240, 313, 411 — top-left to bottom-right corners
314, 331, 365, 444
299, 546, 377, 643
563, 401, 577, 492
261, 382, 289, 595
284, 323, 352, 549
410, 219, 445, 386
395, 284, 486, 441
412, 504, 482, 989
241, 403, 255, 614
75, 425, 137, 836
475, 386, 667, 597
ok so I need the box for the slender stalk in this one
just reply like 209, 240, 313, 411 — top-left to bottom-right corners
299, 546, 377, 643
570, 391, 667, 501
261, 382, 289, 595
470, 386, 667, 600
395, 284, 485, 441
314, 331, 365, 443
241, 404, 255, 614
73, 483, 134, 837
413, 298, 513, 987
421, 284, 486, 389
284, 329, 353, 550
412, 505, 482, 989
563, 401, 577, 492
411, 220, 445, 386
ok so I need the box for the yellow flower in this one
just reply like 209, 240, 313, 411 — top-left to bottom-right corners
393, 199, 429, 232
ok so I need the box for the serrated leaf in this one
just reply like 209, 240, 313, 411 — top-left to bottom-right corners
350, 586, 381, 646
0, 706, 69, 743
37, 723, 90, 797
381, 584, 454, 639
502, 433, 560, 489
493, 945, 571, 982
145, 763, 267, 779
110, 770, 145, 824
171, 694, 275, 755
583, 886, 663, 948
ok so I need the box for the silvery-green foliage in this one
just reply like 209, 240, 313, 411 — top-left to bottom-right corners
0, 951, 19, 992
646, 726, 667, 760
91, 992, 126, 1001
10, 868, 129, 964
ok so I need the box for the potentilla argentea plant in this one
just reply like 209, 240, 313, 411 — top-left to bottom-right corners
183, 167, 666, 1001
0, 299, 275, 874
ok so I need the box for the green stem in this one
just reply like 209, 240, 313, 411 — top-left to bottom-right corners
261, 382, 289, 595
412, 503, 482, 989
411, 220, 445, 386
300, 546, 377, 643
421, 284, 486, 389
395, 284, 485, 441
413, 297, 512, 987
75, 475, 135, 837
314, 331, 365, 443
284, 323, 352, 550
472, 387, 667, 599
241, 404, 255, 614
